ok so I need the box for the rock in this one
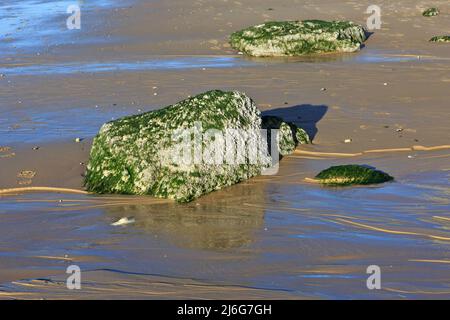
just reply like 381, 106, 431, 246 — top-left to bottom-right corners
430, 36, 450, 43
422, 8, 440, 17
295, 127, 311, 145
261, 115, 310, 156
230, 20, 367, 57
85, 90, 273, 203
111, 217, 135, 226
314, 165, 394, 186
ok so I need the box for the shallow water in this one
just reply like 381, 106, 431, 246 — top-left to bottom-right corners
1, 0, 449, 300
1, 158, 449, 299
0, 0, 120, 55
0, 50, 436, 77
0, 48, 438, 146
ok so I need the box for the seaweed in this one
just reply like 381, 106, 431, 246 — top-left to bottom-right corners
315, 165, 394, 186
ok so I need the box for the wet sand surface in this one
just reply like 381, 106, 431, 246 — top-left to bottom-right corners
1, 0, 450, 299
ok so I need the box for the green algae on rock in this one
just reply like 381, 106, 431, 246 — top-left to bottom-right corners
430, 35, 450, 43
230, 20, 367, 57
423, 8, 440, 17
85, 90, 277, 203
314, 165, 394, 186
261, 115, 310, 156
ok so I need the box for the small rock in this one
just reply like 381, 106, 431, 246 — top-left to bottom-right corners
74, 137, 83, 143
314, 165, 394, 186
344, 138, 352, 143
111, 217, 135, 226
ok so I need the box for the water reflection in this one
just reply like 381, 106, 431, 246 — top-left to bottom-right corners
106, 180, 268, 250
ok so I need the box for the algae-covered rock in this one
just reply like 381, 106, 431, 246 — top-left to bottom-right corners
230, 20, 367, 57
423, 8, 440, 17
315, 165, 393, 186
430, 35, 450, 43
85, 90, 275, 203
261, 115, 310, 156
296, 127, 311, 145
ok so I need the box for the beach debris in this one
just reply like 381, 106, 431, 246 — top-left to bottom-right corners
0, 146, 11, 153
422, 8, 440, 17
111, 217, 135, 226
311, 165, 394, 186
320, 87, 327, 91
429, 36, 450, 43
344, 138, 353, 144
230, 20, 367, 57
85, 90, 272, 202
32, 146, 40, 150
74, 137, 83, 143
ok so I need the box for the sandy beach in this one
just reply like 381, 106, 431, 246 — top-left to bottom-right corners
1, 0, 450, 299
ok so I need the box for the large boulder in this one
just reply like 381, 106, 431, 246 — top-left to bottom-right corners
230, 20, 367, 57
85, 90, 307, 202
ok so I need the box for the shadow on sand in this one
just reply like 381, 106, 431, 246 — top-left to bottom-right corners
262, 104, 328, 142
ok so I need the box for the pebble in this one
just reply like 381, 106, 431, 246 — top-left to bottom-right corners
344, 138, 353, 143
320, 87, 327, 91
32, 146, 40, 150
111, 217, 135, 226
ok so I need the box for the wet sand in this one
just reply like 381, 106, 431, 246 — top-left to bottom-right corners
1, 0, 450, 299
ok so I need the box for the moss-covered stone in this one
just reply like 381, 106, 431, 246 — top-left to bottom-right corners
261, 115, 310, 156
315, 165, 394, 186
85, 90, 310, 202
296, 127, 311, 145
430, 35, 450, 43
230, 20, 367, 57
85, 90, 275, 202
423, 8, 440, 17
